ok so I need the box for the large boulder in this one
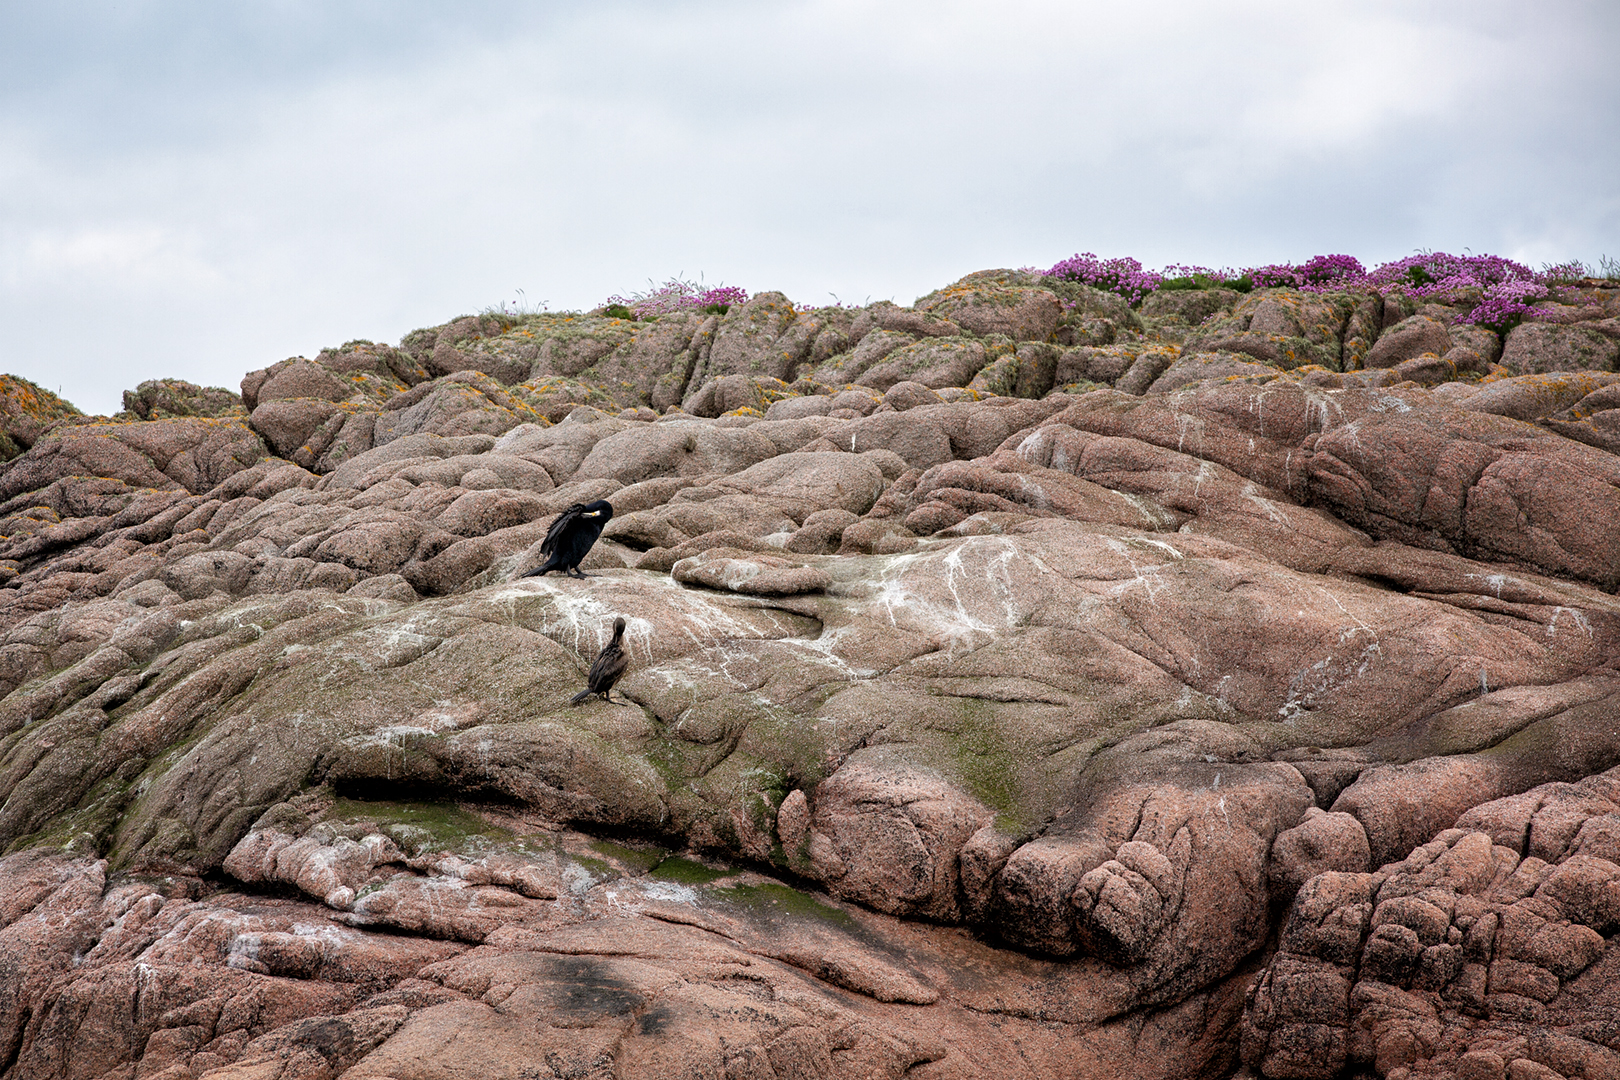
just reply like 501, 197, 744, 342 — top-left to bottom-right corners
0, 376, 81, 461
811, 328, 918, 386
999, 757, 1312, 1005
793, 762, 994, 921
250, 397, 344, 459
1147, 351, 1285, 392
523, 316, 639, 380
864, 299, 964, 338
402, 314, 533, 384
1046, 382, 1620, 590
680, 451, 886, 522
372, 370, 546, 446
1364, 314, 1453, 369
1182, 289, 1358, 371
121, 379, 244, 421
1456, 371, 1620, 421
1499, 321, 1620, 374
319, 431, 501, 490
682, 293, 814, 392
1139, 287, 1244, 324
680, 374, 795, 418
249, 357, 350, 405
316, 339, 430, 386
915, 276, 1064, 342
572, 421, 778, 485
570, 312, 708, 407
1054, 342, 1157, 387
855, 336, 999, 391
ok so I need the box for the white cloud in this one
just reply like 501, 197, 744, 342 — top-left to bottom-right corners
7, 225, 220, 288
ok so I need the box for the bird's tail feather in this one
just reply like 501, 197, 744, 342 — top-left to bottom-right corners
569, 688, 592, 705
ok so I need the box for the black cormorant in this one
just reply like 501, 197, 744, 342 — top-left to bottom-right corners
523, 500, 614, 578
571, 617, 629, 704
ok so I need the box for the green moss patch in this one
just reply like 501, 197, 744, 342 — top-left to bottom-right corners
649, 855, 734, 886
937, 696, 1024, 827
3, 772, 135, 856
326, 797, 514, 856
710, 882, 855, 928
566, 854, 619, 880
588, 838, 666, 874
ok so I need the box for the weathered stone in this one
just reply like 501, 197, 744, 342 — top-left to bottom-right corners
1148, 350, 1285, 392
1366, 315, 1453, 369
122, 379, 244, 422
372, 370, 546, 445
1182, 289, 1357, 372
0, 376, 81, 461
1140, 288, 1243, 325
1501, 322, 1620, 374
915, 280, 1064, 342
858, 337, 996, 391
573, 421, 777, 485
684, 293, 809, 391
672, 549, 832, 596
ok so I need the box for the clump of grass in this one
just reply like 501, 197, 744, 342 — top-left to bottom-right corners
1538, 259, 1590, 286
1157, 267, 1254, 293
481, 289, 548, 320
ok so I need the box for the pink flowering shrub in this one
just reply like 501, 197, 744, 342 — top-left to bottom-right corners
1042, 249, 1582, 333
604, 278, 749, 319
1459, 280, 1551, 333
1358, 253, 1552, 333
1247, 254, 1366, 291
1359, 252, 1537, 296
1044, 253, 1162, 306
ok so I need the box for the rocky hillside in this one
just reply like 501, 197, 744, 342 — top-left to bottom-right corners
1, 267, 1619, 1079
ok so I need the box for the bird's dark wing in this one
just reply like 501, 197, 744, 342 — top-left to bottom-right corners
587, 642, 629, 694
540, 504, 586, 557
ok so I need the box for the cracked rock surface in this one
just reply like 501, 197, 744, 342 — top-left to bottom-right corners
0, 272, 1618, 1078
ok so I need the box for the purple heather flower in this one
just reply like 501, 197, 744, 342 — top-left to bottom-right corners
695, 285, 748, 309
1240, 254, 1365, 292
604, 277, 749, 318
1455, 279, 1550, 333
1044, 253, 1163, 306
607, 251, 1577, 334
1361, 252, 1538, 297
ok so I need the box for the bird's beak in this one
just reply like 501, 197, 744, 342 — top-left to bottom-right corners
584, 510, 602, 517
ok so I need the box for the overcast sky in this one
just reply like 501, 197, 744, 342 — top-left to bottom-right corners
3, 0, 1617, 415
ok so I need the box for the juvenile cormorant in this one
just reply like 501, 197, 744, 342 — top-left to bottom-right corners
570, 617, 629, 704
524, 500, 614, 578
